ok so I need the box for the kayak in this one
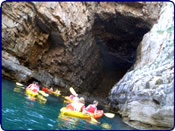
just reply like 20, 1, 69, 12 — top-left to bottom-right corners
64, 96, 73, 103
42, 87, 60, 96
26, 88, 38, 97
60, 107, 104, 119
26, 88, 47, 103
25, 88, 38, 101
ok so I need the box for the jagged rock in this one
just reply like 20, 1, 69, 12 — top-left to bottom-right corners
2, 58, 32, 82
109, 3, 174, 129
2, 51, 20, 64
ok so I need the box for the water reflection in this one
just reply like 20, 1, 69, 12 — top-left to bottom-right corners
101, 123, 112, 130
58, 113, 112, 130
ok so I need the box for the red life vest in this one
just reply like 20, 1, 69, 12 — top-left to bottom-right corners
86, 104, 97, 114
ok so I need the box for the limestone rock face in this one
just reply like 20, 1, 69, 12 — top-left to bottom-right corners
2, 2, 102, 90
2, 2, 162, 91
2, 57, 32, 82
109, 3, 174, 129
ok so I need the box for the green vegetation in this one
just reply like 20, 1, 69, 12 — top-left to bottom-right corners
167, 26, 174, 33
157, 30, 164, 34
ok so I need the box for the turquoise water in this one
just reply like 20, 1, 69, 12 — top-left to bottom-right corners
2, 79, 134, 130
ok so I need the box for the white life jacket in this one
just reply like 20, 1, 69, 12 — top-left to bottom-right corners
71, 102, 84, 112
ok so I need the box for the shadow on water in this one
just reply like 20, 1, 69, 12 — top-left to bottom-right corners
2, 78, 135, 130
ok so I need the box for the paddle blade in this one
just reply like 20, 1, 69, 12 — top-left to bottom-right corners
16, 82, 23, 86
101, 123, 112, 129
90, 116, 99, 123
69, 87, 78, 97
13, 88, 22, 93
37, 95, 47, 104
16, 85, 25, 89
88, 113, 100, 124
104, 113, 115, 118
39, 91, 49, 97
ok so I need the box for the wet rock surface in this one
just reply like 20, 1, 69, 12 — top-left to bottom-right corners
109, 3, 174, 129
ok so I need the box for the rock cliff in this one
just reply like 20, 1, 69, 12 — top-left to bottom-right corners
2, 1, 162, 90
2, 2, 102, 91
109, 3, 174, 130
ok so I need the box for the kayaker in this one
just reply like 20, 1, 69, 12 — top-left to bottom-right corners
55, 89, 60, 96
41, 86, 47, 92
66, 97, 87, 113
79, 97, 88, 113
69, 95, 75, 100
26, 81, 40, 94
50, 87, 53, 91
86, 100, 99, 114
66, 97, 79, 111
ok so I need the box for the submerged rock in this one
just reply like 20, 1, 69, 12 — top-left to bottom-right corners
109, 3, 174, 129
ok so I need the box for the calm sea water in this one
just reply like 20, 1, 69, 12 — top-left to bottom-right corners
2, 78, 135, 130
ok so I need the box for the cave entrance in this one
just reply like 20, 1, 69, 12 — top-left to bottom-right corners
91, 12, 151, 97
26, 77, 41, 86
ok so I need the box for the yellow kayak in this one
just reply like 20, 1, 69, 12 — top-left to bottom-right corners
26, 88, 38, 97
64, 96, 73, 103
60, 107, 104, 119
25, 88, 47, 104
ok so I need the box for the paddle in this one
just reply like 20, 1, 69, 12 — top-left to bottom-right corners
101, 123, 112, 129
64, 96, 73, 103
16, 82, 49, 97
88, 112, 100, 123
104, 113, 115, 118
69, 87, 115, 119
38, 90, 49, 97
69, 87, 78, 97
16, 82, 24, 87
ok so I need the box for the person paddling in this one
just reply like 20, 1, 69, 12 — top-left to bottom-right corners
86, 100, 99, 114
26, 81, 40, 94
66, 97, 87, 113
69, 95, 75, 100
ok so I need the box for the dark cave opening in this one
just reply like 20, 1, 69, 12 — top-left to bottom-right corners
91, 12, 151, 97
26, 77, 41, 86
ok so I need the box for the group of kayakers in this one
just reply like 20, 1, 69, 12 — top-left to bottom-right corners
66, 95, 99, 115
26, 81, 99, 115
26, 81, 60, 96
23, 81, 115, 123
